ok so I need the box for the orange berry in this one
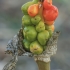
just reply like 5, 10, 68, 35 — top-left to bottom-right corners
45, 24, 55, 32
28, 4, 39, 17
51, 25, 55, 31
45, 20, 54, 25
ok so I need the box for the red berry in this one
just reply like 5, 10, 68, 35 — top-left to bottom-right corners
43, 0, 52, 10
43, 5, 58, 21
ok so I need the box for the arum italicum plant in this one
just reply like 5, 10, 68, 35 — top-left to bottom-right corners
3, 0, 60, 70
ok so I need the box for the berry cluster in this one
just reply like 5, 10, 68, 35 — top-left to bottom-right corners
21, 0, 58, 55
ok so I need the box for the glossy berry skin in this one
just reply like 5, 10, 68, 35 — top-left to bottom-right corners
43, 5, 58, 21
43, 0, 52, 10
28, 4, 39, 17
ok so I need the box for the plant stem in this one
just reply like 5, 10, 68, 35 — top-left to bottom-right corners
38, 2, 44, 21
36, 60, 50, 70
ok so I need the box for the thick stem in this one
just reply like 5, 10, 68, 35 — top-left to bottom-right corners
38, 2, 44, 21
36, 60, 50, 70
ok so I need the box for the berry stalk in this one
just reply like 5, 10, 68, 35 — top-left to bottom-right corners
36, 60, 50, 70
21, 0, 59, 70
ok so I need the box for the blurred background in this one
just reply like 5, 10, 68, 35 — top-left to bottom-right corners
0, 0, 70, 70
